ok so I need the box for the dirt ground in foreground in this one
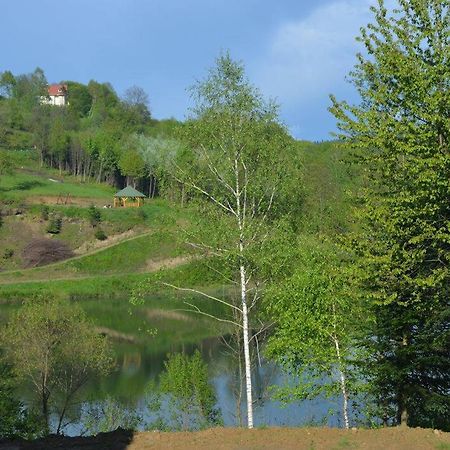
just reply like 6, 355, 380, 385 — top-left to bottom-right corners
1, 426, 449, 450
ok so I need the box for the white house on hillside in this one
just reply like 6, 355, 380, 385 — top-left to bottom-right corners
40, 84, 68, 106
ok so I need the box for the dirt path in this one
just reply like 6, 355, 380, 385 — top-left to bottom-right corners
0, 426, 448, 450
26, 196, 111, 207
0, 255, 191, 286
73, 229, 138, 255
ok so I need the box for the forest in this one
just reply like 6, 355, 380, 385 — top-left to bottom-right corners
0, 0, 449, 444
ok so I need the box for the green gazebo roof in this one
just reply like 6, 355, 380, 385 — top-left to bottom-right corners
114, 186, 146, 198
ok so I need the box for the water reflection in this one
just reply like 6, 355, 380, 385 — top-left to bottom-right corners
65, 336, 341, 435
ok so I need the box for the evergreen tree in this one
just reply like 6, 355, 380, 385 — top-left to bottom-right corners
330, 0, 450, 429
87, 204, 102, 227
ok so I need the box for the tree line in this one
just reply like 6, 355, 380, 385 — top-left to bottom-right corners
0, 68, 181, 196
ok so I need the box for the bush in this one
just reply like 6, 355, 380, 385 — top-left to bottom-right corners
0, 213, 3, 229
3, 248, 14, 259
137, 208, 147, 220
46, 216, 62, 234
88, 205, 102, 228
40, 205, 49, 221
94, 229, 108, 241
81, 397, 141, 435
22, 239, 74, 268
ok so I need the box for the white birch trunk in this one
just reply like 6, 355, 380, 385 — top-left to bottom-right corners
333, 335, 349, 429
240, 262, 253, 429
235, 151, 253, 429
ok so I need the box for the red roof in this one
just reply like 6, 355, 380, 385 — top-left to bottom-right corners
48, 84, 68, 96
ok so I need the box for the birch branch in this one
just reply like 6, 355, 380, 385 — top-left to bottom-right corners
249, 321, 275, 343
200, 143, 237, 195
179, 302, 242, 328
161, 283, 243, 313
172, 166, 238, 217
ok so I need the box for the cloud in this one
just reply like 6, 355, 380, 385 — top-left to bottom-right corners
254, 0, 375, 106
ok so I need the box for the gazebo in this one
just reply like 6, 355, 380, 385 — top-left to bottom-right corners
113, 186, 146, 208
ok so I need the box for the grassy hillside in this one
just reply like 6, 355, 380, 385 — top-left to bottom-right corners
0, 230, 182, 282
0, 142, 362, 284
0, 150, 114, 203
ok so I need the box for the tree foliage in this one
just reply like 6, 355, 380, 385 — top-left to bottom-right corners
0, 66, 184, 195
0, 358, 41, 439
1, 297, 113, 434
147, 351, 221, 431
170, 53, 303, 428
265, 242, 363, 428
330, 0, 450, 429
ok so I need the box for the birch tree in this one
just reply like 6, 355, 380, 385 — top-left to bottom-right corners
167, 53, 301, 428
264, 243, 362, 428
135, 134, 182, 198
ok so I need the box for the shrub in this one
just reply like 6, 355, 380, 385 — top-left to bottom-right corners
3, 248, 14, 259
136, 208, 147, 220
81, 397, 141, 435
94, 229, 107, 241
88, 205, 102, 228
0, 213, 3, 229
22, 238, 74, 268
40, 205, 49, 221
46, 216, 62, 234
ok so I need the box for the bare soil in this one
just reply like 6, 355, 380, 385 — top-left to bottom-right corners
27, 196, 111, 207
1, 427, 448, 450
144, 255, 192, 272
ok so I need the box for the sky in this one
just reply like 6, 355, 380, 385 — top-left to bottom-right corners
1, 0, 379, 141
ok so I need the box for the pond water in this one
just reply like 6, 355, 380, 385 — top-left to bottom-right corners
3, 295, 349, 435
62, 335, 344, 435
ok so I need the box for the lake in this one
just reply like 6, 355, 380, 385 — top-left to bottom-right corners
1, 294, 348, 434
65, 336, 344, 434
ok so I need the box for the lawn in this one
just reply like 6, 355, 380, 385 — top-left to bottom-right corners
0, 170, 114, 201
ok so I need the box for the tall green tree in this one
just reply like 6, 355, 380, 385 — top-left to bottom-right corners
265, 242, 362, 428
49, 116, 70, 173
170, 53, 302, 428
135, 134, 182, 197
123, 85, 151, 125
0, 359, 41, 439
330, 0, 450, 429
31, 105, 51, 166
0, 71, 16, 99
65, 81, 93, 117
13, 67, 47, 110
119, 148, 146, 187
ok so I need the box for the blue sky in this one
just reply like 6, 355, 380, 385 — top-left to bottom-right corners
1, 0, 378, 141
